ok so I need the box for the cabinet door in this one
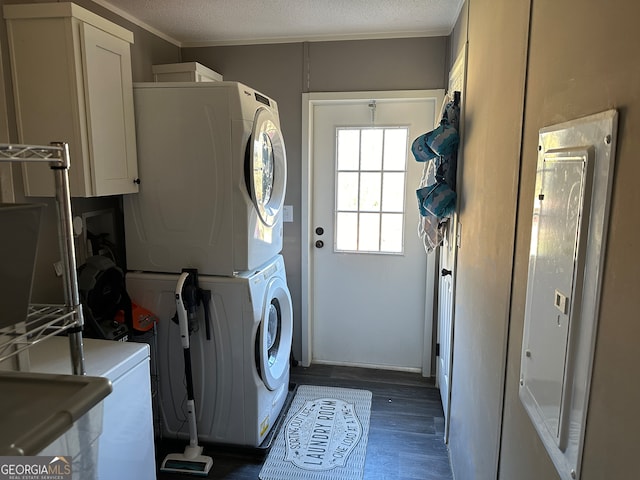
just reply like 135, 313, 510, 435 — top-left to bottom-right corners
8, 16, 87, 197
81, 22, 138, 196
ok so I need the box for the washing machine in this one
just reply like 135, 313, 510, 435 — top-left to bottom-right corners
123, 81, 287, 276
125, 254, 293, 447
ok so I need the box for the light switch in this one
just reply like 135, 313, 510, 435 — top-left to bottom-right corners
554, 289, 568, 315
283, 205, 293, 223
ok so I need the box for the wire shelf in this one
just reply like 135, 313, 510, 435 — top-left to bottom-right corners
0, 143, 64, 163
0, 142, 84, 374
0, 304, 80, 363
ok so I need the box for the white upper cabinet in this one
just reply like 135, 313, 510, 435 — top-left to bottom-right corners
4, 2, 139, 197
152, 62, 223, 83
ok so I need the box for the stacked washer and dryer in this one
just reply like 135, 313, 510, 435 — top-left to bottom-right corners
123, 82, 293, 448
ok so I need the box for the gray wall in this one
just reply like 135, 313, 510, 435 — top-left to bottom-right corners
446, 0, 640, 479
183, 37, 448, 360
503, 0, 640, 478
446, 0, 530, 477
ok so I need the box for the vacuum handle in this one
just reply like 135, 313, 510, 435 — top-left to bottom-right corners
175, 272, 190, 349
201, 289, 212, 341
177, 272, 196, 403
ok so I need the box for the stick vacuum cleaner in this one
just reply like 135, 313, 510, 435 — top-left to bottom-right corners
160, 270, 213, 476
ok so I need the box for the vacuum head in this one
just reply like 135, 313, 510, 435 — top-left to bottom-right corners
160, 445, 213, 476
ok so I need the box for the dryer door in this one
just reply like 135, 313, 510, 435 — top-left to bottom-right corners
258, 275, 293, 390
249, 107, 287, 227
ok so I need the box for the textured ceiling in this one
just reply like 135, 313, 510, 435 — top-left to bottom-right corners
95, 0, 464, 47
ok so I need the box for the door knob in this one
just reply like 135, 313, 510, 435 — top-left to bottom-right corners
315, 240, 324, 248
441, 268, 452, 276
315, 227, 324, 235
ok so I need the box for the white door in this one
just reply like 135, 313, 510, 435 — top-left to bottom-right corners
81, 22, 138, 196
307, 91, 442, 372
437, 220, 456, 435
437, 45, 467, 441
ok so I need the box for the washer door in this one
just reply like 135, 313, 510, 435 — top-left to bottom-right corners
258, 275, 293, 390
248, 107, 287, 227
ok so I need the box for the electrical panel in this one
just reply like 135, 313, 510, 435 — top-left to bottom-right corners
520, 110, 618, 480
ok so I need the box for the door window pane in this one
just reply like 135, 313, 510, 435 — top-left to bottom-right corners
382, 172, 405, 212
360, 129, 383, 170
383, 129, 409, 171
337, 129, 360, 170
336, 212, 358, 250
359, 172, 381, 212
358, 213, 381, 252
380, 213, 403, 253
337, 172, 359, 211
335, 126, 409, 254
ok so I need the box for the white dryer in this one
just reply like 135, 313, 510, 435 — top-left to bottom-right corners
124, 81, 287, 276
126, 254, 293, 447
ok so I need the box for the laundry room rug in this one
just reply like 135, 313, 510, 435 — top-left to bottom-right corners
259, 385, 372, 480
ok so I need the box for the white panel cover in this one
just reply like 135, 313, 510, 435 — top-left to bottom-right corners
520, 110, 618, 480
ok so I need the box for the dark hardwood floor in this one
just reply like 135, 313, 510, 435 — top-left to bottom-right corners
155, 364, 453, 479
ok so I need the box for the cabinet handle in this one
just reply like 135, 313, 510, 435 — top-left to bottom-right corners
133, 178, 141, 185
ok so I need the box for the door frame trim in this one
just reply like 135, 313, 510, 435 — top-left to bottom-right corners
301, 89, 444, 369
